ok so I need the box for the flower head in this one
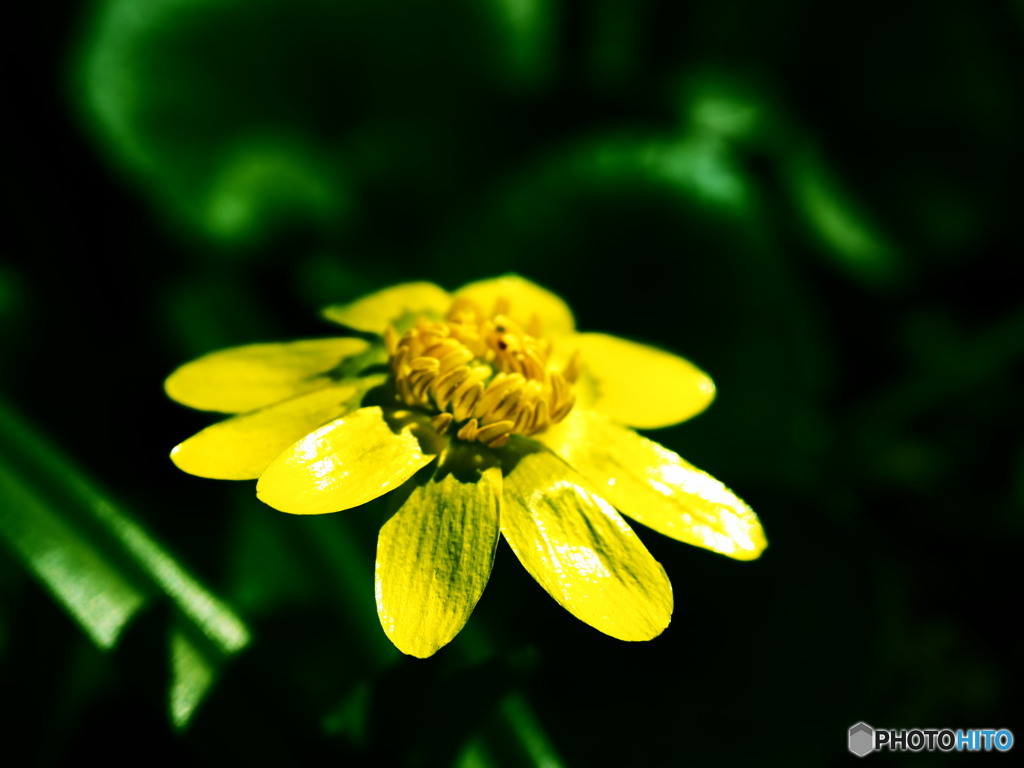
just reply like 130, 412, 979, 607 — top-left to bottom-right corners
166, 275, 766, 657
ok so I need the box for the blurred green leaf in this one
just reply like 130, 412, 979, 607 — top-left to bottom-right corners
496, 692, 564, 768
0, 461, 146, 649
454, 692, 564, 768
786, 148, 901, 284
638, 134, 751, 212
169, 625, 219, 729
77, 0, 519, 246
201, 140, 349, 244
0, 397, 249, 728
493, 0, 553, 88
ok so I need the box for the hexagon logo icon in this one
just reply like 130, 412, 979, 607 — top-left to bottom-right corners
849, 722, 875, 757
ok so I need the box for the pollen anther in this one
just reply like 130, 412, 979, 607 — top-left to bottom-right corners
387, 297, 578, 447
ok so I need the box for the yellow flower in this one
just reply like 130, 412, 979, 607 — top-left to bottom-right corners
166, 275, 766, 657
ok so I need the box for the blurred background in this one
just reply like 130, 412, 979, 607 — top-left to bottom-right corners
4, 0, 1023, 765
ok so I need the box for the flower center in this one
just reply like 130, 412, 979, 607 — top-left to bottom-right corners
385, 297, 579, 449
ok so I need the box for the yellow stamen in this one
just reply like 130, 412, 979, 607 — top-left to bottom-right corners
387, 297, 578, 447
431, 412, 454, 435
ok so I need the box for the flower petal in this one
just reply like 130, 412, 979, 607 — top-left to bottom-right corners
454, 275, 575, 335
165, 338, 369, 413
499, 445, 672, 641
256, 406, 439, 514
567, 333, 715, 428
321, 282, 451, 334
170, 379, 381, 480
538, 410, 766, 560
376, 460, 501, 658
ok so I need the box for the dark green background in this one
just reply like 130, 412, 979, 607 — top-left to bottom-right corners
5, 1, 1022, 765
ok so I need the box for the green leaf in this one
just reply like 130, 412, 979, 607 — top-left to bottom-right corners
0, 461, 147, 649
786, 148, 902, 284
169, 625, 219, 729
0, 397, 250, 728
453, 692, 565, 768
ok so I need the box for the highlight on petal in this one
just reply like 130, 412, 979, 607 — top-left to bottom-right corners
454, 274, 575, 335
376, 458, 501, 658
257, 406, 439, 515
499, 445, 672, 641
539, 410, 766, 560
170, 379, 381, 480
569, 333, 715, 429
321, 282, 451, 335
165, 338, 369, 413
